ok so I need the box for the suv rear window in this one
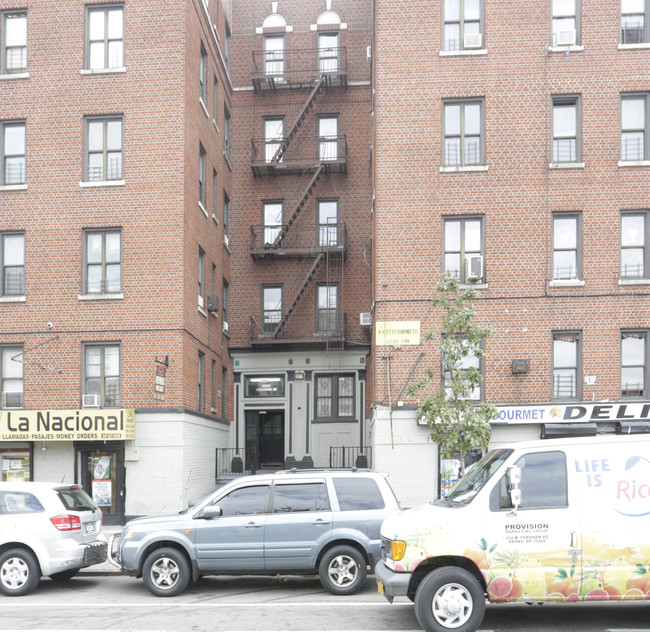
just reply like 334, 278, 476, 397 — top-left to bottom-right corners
272, 482, 330, 513
0, 491, 44, 514
56, 486, 98, 511
333, 477, 385, 511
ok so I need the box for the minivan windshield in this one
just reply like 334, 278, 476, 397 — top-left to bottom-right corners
445, 449, 513, 505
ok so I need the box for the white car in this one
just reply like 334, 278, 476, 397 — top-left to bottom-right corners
0, 482, 107, 596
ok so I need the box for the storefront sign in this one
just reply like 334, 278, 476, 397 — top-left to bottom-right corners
494, 403, 650, 425
0, 409, 136, 441
376, 321, 421, 346
154, 365, 166, 401
244, 375, 285, 398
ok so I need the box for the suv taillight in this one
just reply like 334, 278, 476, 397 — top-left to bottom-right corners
50, 514, 82, 531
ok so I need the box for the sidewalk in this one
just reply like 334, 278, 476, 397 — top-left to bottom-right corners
80, 524, 123, 575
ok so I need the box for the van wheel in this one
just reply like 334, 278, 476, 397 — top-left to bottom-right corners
142, 547, 191, 597
0, 548, 41, 596
415, 567, 485, 632
318, 545, 367, 595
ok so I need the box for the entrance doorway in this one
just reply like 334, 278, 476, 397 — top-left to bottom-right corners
245, 410, 284, 470
77, 443, 125, 525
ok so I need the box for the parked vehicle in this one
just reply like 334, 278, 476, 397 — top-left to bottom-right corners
0, 482, 107, 596
375, 431, 650, 632
110, 468, 400, 596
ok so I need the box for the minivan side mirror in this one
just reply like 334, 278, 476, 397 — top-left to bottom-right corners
203, 504, 223, 519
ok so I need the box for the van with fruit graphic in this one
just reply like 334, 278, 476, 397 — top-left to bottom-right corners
375, 433, 650, 632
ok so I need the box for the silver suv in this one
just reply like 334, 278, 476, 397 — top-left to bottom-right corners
0, 482, 107, 596
111, 468, 400, 597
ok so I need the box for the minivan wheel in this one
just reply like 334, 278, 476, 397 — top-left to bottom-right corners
318, 545, 367, 595
142, 547, 191, 597
0, 548, 41, 596
414, 567, 485, 632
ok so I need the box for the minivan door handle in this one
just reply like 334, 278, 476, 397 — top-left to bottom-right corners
245, 521, 263, 529
312, 518, 331, 526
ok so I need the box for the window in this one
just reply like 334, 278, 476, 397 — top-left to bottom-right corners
621, 330, 648, 397
318, 200, 339, 247
442, 338, 483, 401
263, 201, 283, 246
552, 213, 580, 280
198, 248, 205, 309
315, 374, 355, 420
264, 118, 284, 162
199, 43, 207, 103
86, 5, 124, 70
223, 107, 231, 161
262, 286, 282, 335
552, 95, 580, 163
222, 278, 229, 329
443, 216, 484, 283
223, 192, 230, 243
551, 0, 579, 46
621, 0, 649, 44
443, 99, 484, 167
224, 19, 231, 72
317, 285, 338, 333
0, 492, 43, 514
271, 483, 330, 513
318, 31, 339, 72
1, 232, 25, 296
1, 121, 25, 186
212, 169, 217, 219
442, 0, 482, 51
84, 229, 121, 294
552, 332, 580, 400
198, 352, 205, 413
213, 75, 218, 123
621, 93, 649, 161
263, 34, 284, 76
211, 359, 217, 411
84, 343, 121, 407
318, 116, 339, 161
85, 116, 123, 181
621, 211, 649, 278
2, 10, 27, 74
215, 485, 268, 516
1, 345, 24, 409
199, 144, 206, 207
333, 478, 386, 511
221, 366, 227, 419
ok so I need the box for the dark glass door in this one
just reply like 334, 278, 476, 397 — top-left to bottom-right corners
245, 411, 284, 470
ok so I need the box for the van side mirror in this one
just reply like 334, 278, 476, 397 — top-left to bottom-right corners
203, 504, 223, 519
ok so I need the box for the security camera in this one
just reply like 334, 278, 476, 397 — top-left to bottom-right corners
47, 322, 53, 329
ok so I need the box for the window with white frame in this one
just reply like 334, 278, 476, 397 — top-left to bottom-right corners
315, 374, 355, 420
199, 42, 207, 104
84, 343, 120, 407
213, 75, 218, 123
198, 247, 205, 309
317, 285, 338, 333
212, 169, 217, 219
263, 201, 283, 246
264, 118, 283, 163
442, 0, 482, 51
86, 4, 124, 70
621, 93, 649, 161
224, 19, 231, 72
211, 359, 217, 411
621, 330, 648, 397
442, 337, 483, 401
318, 199, 339, 247
1, 120, 25, 186
1, 346, 23, 409
262, 286, 282, 335
551, 0, 579, 46
223, 107, 231, 161
263, 34, 284, 76
85, 116, 123, 181
443, 216, 484, 283
1, 232, 24, 297
443, 99, 484, 167
2, 10, 27, 74
552, 213, 580, 280
621, 0, 649, 44
223, 192, 230, 243
318, 116, 339, 161
552, 95, 580, 163
199, 144, 206, 207
84, 229, 121, 294
222, 278, 229, 329
198, 352, 205, 413
552, 331, 580, 400
318, 31, 340, 72
620, 210, 649, 279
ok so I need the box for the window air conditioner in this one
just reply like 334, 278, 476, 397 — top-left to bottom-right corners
2, 391, 23, 409
555, 29, 576, 46
463, 33, 482, 49
82, 394, 100, 408
222, 321, 229, 333
207, 295, 219, 314
359, 312, 372, 327
465, 255, 484, 282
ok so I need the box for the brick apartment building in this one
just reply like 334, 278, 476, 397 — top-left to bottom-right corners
372, 0, 650, 506
225, 0, 373, 474
0, 0, 232, 521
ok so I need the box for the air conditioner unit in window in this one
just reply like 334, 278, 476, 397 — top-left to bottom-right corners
555, 29, 576, 46
359, 312, 372, 327
2, 391, 23, 409
464, 33, 482, 49
82, 394, 100, 408
465, 255, 484, 282
222, 321, 229, 333
207, 295, 219, 314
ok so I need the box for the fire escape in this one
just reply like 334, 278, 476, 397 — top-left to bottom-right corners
249, 46, 348, 346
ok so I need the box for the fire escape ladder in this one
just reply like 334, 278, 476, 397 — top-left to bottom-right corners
272, 252, 325, 338
271, 164, 324, 248
271, 76, 326, 163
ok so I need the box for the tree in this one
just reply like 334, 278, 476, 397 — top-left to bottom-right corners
408, 274, 497, 478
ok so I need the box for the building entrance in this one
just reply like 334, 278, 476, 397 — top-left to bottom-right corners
245, 410, 284, 469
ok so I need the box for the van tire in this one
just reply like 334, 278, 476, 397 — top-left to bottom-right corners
318, 545, 367, 595
142, 547, 191, 597
0, 548, 41, 596
414, 567, 485, 632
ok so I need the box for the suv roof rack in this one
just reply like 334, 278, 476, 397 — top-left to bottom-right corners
276, 467, 373, 474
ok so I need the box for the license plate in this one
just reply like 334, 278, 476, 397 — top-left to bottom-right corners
377, 581, 384, 595
85, 522, 95, 534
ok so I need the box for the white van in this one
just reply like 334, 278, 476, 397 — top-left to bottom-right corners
375, 432, 650, 632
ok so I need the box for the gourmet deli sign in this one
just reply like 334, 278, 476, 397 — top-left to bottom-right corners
0, 409, 136, 441
494, 402, 650, 425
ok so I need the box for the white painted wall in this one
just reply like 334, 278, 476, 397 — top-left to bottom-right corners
33, 441, 75, 484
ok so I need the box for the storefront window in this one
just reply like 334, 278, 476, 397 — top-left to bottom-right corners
0, 447, 30, 481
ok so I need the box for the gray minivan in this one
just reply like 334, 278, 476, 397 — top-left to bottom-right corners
110, 469, 400, 596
